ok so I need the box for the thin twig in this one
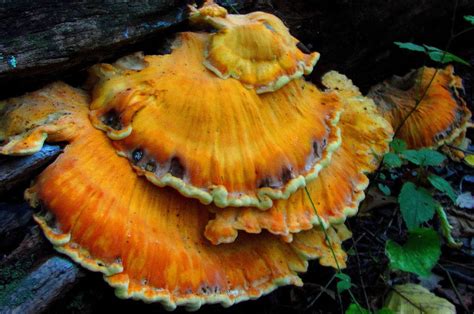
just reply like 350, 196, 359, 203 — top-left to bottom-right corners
438, 264, 469, 312
348, 220, 371, 312
304, 187, 366, 313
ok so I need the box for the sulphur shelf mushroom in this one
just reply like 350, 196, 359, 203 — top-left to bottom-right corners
0, 1, 393, 310
368, 65, 472, 160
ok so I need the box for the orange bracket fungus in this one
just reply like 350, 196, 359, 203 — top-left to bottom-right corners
0, 1, 394, 311
189, 0, 320, 93
89, 32, 342, 210
204, 71, 393, 244
368, 65, 472, 159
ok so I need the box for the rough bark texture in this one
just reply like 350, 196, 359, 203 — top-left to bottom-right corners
0, 256, 84, 314
0, 145, 62, 196
1, 0, 473, 96
0, 0, 190, 95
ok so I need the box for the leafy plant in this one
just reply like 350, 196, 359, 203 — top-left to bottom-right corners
385, 228, 441, 277
379, 139, 462, 277
394, 42, 470, 66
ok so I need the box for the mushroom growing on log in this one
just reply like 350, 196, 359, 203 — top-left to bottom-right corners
0, 1, 393, 310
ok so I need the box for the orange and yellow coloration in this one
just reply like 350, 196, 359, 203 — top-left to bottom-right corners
204, 72, 393, 244
190, 0, 319, 93
0, 83, 347, 310
90, 33, 342, 210
0, 1, 400, 311
368, 66, 471, 158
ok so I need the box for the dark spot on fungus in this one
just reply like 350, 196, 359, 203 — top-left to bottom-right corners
258, 177, 272, 188
169, 157, 185, 179
102, 110, 122, 130
313, 141, 322, 159
281, 167, 292, 184
132, 149, 143, 163
145, 161, 156, 172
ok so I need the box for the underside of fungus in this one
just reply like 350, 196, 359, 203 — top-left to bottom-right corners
189, 0, 320, 93
90, 32, 342, 209
204, 72, 393, 244
368, 66, 472, 158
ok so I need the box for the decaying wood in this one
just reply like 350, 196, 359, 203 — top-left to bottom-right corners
0, 225, 85, 314
0, 256, 84, 314
1, 0, 473, 97
0, 145, 62, 195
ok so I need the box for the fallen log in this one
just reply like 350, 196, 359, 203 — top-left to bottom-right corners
0, 256, 84, 314
0, 145, 62, 195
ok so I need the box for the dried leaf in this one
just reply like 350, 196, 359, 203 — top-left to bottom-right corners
385, 283, 455, 314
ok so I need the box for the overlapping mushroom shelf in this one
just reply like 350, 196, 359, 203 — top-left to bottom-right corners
90, 33, 341, 210
0, 1, 396, 311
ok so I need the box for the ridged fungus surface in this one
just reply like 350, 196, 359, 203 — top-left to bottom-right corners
189, 0, 320, 93
368, 66, 471, 158
0, 83, 348, 310
90, 32, 342, 210
204, 72, 393, 244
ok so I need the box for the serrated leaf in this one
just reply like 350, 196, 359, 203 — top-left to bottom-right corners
428, 174, 457, 203
464, 15, 474, 25
390, 138, 407, 153
383, 152, 402, 168
385, 283, 455, 314
394, 42, 426, 52
336, 273, 352, 293
398, 182, 438, 230
385, 228, 441, 277
402, 149, 446, 167
378, 183, 391, 196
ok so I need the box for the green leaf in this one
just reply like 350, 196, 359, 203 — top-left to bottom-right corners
428, 174, 457, 203
377, 309, 395, 314
385, 283, 455, 313
383, 152, 402, 168
436, 206, 462, 248
398, 182, 438, 230
345, 304, 370, 314
385, 228, 441, 277
336, 272, 352, 293
390, 138, 407, 154
402, 149, 446, 167
394, 42, 425, 52
423, 45, 471, 66
464, 15, 474, 25
378, 183, 391, 196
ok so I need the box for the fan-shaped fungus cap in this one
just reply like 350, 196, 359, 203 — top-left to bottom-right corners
6, 83, 350, 310
204, 72, 393, 244
0, 82, 89, 155
189, 0, 320, 93
368, 66, 472, 155
90, 32, 342, 209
